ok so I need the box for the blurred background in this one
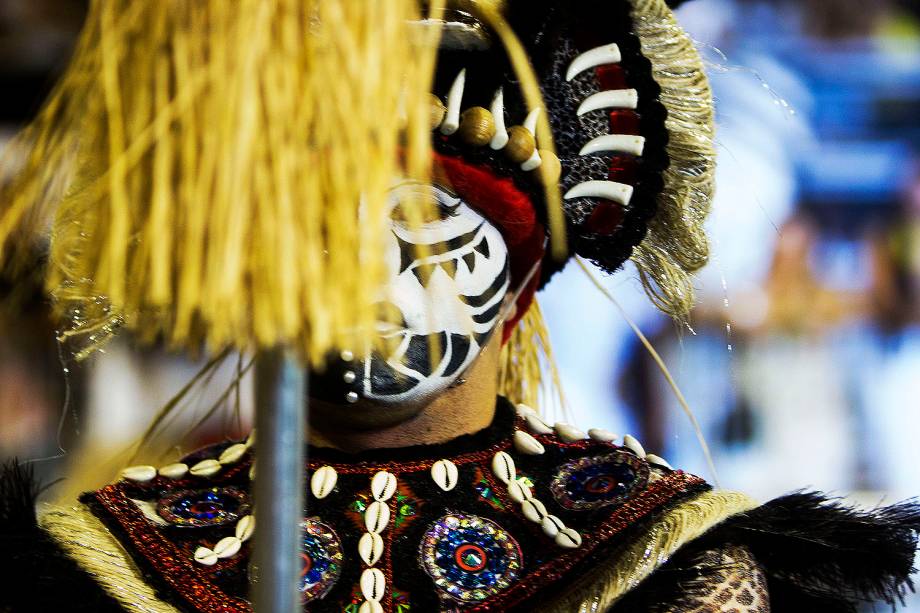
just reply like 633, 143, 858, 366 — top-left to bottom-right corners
0, 0, 918, 609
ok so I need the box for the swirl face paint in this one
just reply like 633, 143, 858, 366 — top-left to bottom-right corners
311, 181, 511, 422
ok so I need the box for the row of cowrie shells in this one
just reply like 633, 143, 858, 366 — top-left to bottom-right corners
491, 450, 582, 549
516, 404, 673, 470
193, 514, 255, 566
357, 471, 396, 612
121, 431, 256, 483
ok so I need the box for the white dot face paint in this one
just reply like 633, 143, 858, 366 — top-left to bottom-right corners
310, 181, 511, 422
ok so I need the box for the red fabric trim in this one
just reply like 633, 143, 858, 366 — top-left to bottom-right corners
434, 153, 546, 342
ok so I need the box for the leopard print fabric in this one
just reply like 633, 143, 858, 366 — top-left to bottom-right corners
676, 543, 770, 613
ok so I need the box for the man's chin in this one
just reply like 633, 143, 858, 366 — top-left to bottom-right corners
307, 395, 427, 431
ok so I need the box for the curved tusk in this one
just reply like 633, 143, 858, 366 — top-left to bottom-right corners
566, 43, 622, 82
523, 107, 542, 136
576, 89, 638, 116
440, 69, 467, 135
520, 107, 543, 170
521, 149, 542, 171
579, 134, 646, 157
489, 88, 509, 149
564, 180, 634, 206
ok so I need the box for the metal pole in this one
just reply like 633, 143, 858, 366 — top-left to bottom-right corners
252, 349, 306, 613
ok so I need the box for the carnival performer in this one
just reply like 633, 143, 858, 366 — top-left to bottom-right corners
2, 0, 919, 612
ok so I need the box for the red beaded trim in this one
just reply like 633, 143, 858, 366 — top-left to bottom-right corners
93, 484, 252, 613
468, 471, 707, 611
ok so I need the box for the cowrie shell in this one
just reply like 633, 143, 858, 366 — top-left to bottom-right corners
158, 463, 189, 479
371, 471, 397, 502
554, 422, 587, 443
235, 515, 255, 542
311, 466, 337, 499
515, 403, 537, 418
214, 536, 242, 559
588, 428, 618, 442
555, 527, 583, 549
360, 567, 386, 601
521, 498, 547, 523
623, 434, 647, 458
513, 430, 545, 455
359, 601, 384, 613
491, 451, 516, 484
194, 546, 218, 566
122, 465, 157, 482
190, 459, 221, 477
431, 459, 458, 491
364, 501, 390, 534
524, 413, 554, 435
507, 479, 533, 504
218, 443, 247, 465
541, 515, 565, 538
359, 532, 384, 566
646, 454, 673, 470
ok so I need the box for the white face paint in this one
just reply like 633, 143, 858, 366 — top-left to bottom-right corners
311, 180, 511, 419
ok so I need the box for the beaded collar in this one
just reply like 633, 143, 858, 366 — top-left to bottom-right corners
83, 398, 708, 612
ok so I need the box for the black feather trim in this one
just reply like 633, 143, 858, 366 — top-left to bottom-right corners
725, 492, 920, 610
0, 459, 123, 612
612, 491, 920, 612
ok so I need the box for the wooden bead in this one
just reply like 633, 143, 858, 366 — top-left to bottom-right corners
504, 126, 536, 164
429, 94, 446, 130
533, 149, 562, 185
458, 106, 495, 147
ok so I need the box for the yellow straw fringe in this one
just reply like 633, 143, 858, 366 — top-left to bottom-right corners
546, 490, 758, 612
0, 0, 443, 364
0, 0, 566, 365
497, 300, 565, 416
40, 504, 181, 613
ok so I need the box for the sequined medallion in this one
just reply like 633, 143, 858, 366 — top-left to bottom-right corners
300, 517, 344, 602
550, 451, 649, 510
157, 487, 249, 527
420, 513, 522, 602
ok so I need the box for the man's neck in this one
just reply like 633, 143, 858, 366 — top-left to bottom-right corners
308, 332, 502, 453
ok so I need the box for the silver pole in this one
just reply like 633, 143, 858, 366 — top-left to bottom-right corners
252, 349, 306, 613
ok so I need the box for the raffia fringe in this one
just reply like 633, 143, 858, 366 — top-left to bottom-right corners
628, 0, 717, 319
545, 490, 758, 612
497, 300, 565, 416
0, 0, 563, 365
39, 503, 180, 613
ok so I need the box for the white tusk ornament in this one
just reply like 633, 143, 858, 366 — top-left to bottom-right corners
566, 43, 623, 81
577, 88, 638, 115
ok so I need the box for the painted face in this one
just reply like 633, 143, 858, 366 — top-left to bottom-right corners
310, 181, 511, 424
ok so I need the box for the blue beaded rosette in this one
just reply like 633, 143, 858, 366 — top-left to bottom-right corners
299, 517, 343, 602
420, 513, 522, 602
550, 451, 649, 511
156, 487, 249, 527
